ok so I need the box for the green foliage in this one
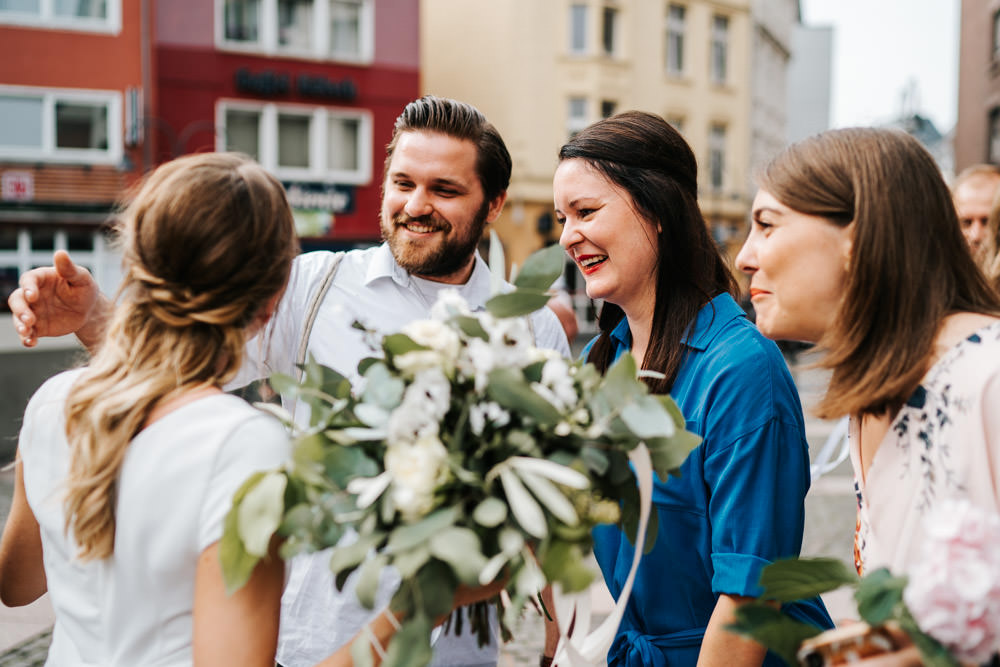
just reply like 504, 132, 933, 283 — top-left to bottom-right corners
759, 557, 859, 602
728, 604, 824, 667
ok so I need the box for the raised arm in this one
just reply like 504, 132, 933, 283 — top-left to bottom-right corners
8, 250, 111, 351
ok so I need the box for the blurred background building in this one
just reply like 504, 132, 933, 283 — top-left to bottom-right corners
955, 0, 1000, 170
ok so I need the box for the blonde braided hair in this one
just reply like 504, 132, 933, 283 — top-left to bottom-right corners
63, 152, 298, 560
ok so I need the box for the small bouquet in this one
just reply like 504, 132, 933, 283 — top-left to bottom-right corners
220, 241, 701, 666
728, 499, 1000, 666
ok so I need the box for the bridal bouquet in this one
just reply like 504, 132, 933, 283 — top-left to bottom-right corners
728, 499, 1000, 667
220, 241, 701, 666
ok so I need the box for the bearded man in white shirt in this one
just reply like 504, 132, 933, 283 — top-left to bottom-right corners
8, 96, 570, 667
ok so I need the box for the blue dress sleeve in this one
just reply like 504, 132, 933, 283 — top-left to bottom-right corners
704, 415, 812, 597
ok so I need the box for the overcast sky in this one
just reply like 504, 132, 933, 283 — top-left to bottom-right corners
801, 0, 960, 133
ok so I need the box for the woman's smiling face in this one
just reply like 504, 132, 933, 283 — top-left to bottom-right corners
736, 189, 853, 343
555, 158, 660, 318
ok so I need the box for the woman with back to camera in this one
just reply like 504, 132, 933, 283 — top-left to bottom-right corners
736, 128, 1000, 664
0, 153, 494, 666
548, 111, 832, 667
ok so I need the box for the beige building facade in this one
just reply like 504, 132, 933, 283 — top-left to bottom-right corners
421, 0, 754, 279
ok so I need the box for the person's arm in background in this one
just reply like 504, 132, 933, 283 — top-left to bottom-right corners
8, 250, 110, 351
0, 454, 47, 606
697, 594, 767, 667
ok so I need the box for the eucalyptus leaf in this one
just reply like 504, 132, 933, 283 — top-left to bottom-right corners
385, 506, 460, 553
855, 567, 907, 625
512, 242, 566, 291
428, 527, 488, 585
485, 290, 552, 318
539, 539, 595, 593
620, 395, 676, 439
328, 532, 383, 576
393, 544, 432, 578
413, 559, 459, 619
350, 634, 375, 667
517, 469, 579, 526
499, 468, 547, 539
898, 611, 961, 667
383, 613, 434, 667
453, 315, 489, 341
486, 368, 562, 426
728, 603, 825, 667
219, 471, 268, 594
473, 497, 508, 527
489, 229, 506, 296
237, 472, 287, 557
354, 553, 388, 609
759, 557, 859, 603
382, 333, 426, 358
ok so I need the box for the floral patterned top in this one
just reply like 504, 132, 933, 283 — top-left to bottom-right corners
851, 321, 1000, 576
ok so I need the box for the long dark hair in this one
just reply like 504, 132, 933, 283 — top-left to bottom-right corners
561, 111, 737, 393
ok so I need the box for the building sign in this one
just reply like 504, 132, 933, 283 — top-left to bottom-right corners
235, 68, 357, 102
1, 171, 34, 202
283, 181, 354, 237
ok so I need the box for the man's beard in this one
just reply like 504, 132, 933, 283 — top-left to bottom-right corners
381, 199, 490, 279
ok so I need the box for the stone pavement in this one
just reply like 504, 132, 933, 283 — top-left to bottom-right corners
0, 351, 857, 665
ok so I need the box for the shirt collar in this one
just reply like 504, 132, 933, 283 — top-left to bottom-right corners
608, 292, 745, 352
365, 243, 494, 308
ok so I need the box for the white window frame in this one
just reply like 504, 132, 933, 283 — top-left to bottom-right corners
568, 3, 587, 55
710, 14, 729, 84
665, 3, 685, 76
217, 100, 372, 185
0, 85, 122, 165
215, 0, 374, 64
0, 0, 121, 34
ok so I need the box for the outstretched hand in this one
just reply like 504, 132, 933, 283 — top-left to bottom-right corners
8, 250, 105, 348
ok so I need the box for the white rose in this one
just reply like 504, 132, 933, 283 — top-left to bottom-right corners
385, 435, 450, 521
430, 288, 472, 321
402, 319, 461, 359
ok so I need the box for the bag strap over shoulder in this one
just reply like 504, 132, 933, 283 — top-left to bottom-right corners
295, 251, 345, 377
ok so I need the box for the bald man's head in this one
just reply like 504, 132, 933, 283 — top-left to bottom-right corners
953, 165, 1000, 253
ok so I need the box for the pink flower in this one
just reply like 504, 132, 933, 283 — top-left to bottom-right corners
904, 499, 1000, 664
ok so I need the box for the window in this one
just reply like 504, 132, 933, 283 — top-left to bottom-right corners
569, 4, 587, 54
567, 97, 588, 138
0, 0, 119, 32
600, 100, 617, 118
709, 123, 726, 190
711, 14, 729, 84
601, 5, 618, 56
990, 108, 1000, 164
667, 115, 684, 134
220, 102, 371, 184
666, 4, 685, 75
993, 10, 1000, 61
0, 86, 121, 163
220, 0, 373, 62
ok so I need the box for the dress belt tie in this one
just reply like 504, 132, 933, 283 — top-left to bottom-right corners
607, 626, 706, 667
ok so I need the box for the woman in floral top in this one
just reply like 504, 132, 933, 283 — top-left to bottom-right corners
736, 127, 1000, 664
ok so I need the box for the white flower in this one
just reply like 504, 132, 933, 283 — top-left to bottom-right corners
458, 337, 496, 391
402, 319, 461, 359
430, 288, 472, 321
409, 368, 451, 420
386, 368, 451, 444
904, 499, 1000, 664
395, 349, 449, 376
386, 400, 439, 444
385, 435, 450, 522
469, 401, 511, 435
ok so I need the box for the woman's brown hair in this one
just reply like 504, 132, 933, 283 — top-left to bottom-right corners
759, 128, 1000, 419
63, 152, 298, 560
559, 111, 738, 393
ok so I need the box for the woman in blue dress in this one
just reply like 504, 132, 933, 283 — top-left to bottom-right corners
548, 111, 832, 666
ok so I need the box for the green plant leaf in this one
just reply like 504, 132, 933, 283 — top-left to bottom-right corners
488, 229, 506, 296
413, 559, 459, 620
473, 497, 508, 527
219, 470, 270, 594
728, 603, 825, 667
453, 315, 489, 340
382, 333, 426, 358
513, 243, 566, 291
898, 610, 962, 667
855, 567, 908, 625
393, 544, 432, 579
354, 553, 388, 610
237, 471, 287, 557
328, 532, 384, 576
486, 368, 562, 426
385, 506, 460, 553
350, 634, 375, 667
383, 613, 435, 667
485, 290, 552, 318
759, 557, 859, 603
517, 469, 579, 526
643, 432, 700, 481
499, 468, 547, 538
429, 527, 488, 585
540, 539, 595, 593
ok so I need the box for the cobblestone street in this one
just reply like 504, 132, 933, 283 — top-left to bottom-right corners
0, 353, 857, 665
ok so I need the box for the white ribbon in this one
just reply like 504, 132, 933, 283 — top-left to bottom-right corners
551, 443, 654, 666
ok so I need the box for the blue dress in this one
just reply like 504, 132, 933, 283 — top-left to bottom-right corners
589, 294, 833, 666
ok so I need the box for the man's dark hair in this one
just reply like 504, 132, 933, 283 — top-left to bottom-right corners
384, 96, 511, 202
